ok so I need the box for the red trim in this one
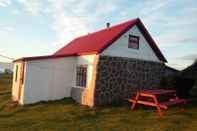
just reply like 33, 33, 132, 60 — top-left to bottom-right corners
78, 51, 98, 56
13, 52, 97, 62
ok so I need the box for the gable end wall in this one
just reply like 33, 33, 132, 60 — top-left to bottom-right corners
101, 25, 161, 63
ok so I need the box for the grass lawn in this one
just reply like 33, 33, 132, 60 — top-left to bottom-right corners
0, 74, 197, 131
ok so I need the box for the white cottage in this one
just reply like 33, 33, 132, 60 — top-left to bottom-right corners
12, 18, 167, 106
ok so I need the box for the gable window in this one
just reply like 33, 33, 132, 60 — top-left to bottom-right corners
128, 35, 139, 49
76, 65, 87, 87
15, 65, 18, 82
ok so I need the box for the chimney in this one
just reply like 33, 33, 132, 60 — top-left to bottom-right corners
106, 22, 110, 28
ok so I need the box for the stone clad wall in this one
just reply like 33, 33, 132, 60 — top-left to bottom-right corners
94, 56, 165, 105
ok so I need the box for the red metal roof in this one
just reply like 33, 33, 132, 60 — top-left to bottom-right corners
54, 19, 138, 55
54, 18, 167, 62
14, 18, 167, 62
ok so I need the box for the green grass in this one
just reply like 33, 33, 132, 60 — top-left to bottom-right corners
0, 74, 197, 131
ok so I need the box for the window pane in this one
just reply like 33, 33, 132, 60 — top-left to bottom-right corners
128, 35, 139, 49
76, 65, 87, 87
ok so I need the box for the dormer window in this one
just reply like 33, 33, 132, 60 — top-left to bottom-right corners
128, 35, 139, 49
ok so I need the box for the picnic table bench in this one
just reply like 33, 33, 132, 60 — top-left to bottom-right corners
128, 89, 186, 117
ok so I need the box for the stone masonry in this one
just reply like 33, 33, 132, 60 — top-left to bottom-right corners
94, 56, 165, 105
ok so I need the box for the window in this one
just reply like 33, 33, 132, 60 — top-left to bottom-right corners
76, 65, 87, 87
128, 35, 139, 49
15, 65, 18, 82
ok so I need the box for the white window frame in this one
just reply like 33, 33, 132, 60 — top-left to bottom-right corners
76, 65, 88, 88
128, 34, 140, 50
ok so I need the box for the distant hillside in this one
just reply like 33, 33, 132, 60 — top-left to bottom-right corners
0, 62, 13, 72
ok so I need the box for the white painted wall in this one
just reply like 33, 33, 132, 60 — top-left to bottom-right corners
12, 54, 97, 105
102, 25, 161, 62
21, 57, 77, 104
73, 54, 97, 89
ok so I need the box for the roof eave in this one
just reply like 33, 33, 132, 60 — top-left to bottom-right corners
136, 19, 167, 63
13, 52, 98, 63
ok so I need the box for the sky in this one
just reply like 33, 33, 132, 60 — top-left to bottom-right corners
0, 0, 197, 70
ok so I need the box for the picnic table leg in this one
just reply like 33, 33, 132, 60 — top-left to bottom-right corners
131, 92, 140, 110
152, 96, 164, 117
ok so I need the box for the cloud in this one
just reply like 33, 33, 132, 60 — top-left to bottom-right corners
46, 0, 91, 48
167, 53, 197, 70
154, 31, 197, 47
0, 0, 11, 7
94, 0, 119, 17
138, 0, 197, 48
17, 0, 43, 16
15, 0, 121, 48
166, 63, 185, 70
179, 54, 197, 61
139, 0, 172, 16
10, 1, 197, 50
16, 0, 92, 47
0, 25, 14, 32
167, 59, 195, 70
45, 0, 121, 48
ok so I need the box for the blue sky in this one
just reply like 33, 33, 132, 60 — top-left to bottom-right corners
0, 0, 197, 70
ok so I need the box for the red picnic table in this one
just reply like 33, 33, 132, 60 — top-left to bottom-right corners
128, 89, 186, 117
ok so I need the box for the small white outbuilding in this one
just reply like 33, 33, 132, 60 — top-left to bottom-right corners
12, 18, 167, 106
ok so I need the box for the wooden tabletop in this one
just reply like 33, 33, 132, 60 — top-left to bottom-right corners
139, 89, 176, 95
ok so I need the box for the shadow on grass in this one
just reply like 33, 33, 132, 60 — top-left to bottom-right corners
23, 97, 77, 108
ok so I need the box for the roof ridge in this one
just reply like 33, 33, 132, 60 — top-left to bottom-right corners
70, 18, 138, 40
84, 18, 139, 36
